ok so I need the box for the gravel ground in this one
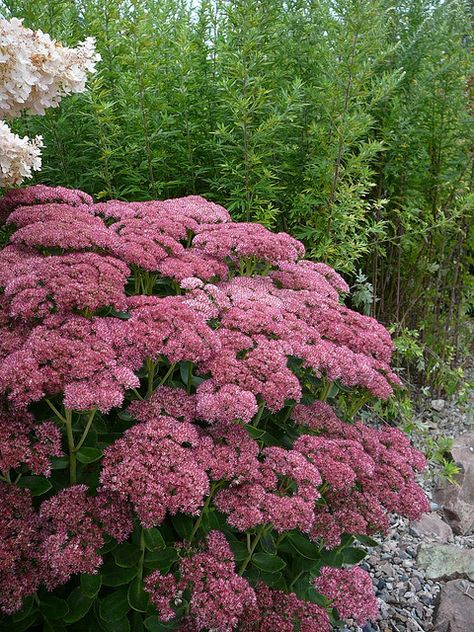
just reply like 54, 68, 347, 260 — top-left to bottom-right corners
344, 382, 474, 632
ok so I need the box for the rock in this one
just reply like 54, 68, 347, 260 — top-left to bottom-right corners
411, 513, 453, 542
417, 543, 474, 580
434, 431, 474, 534
411, 577, 422, 591
431, 399, 446, 412
433, 579, 474, 632
379, 562, 396, 578
420, 593, 434, 606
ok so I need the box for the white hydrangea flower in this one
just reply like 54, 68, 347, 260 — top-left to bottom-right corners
0, 18, 100, 118
0, 18, 99, 186
0, 121, 43, 187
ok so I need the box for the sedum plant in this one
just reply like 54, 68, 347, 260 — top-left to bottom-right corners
0, 185, 428, 631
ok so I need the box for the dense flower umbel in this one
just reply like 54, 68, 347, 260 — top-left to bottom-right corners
240, 583, 331, 632
2, 251, 130, 317
214, 446, 322, 532
0, 483, 42, 614
38, 485, 106, 588
145, 531, 256, 631
314, 566, 378, 625
292, 404, 429, 546
0, 409, 62, 476
0, 186, 401, 412
0, 185, 428, 627
0, 482, 132, 614
100, 415, 212, 527
0, 184, 93, 221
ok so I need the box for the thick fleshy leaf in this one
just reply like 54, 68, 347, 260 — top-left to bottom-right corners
251, 552, 286, 573
17, 476, 52, 496
63, 588, 94, 624
80, 573, 102, 598
99, 588, 129, 623
39, 595, 69, 620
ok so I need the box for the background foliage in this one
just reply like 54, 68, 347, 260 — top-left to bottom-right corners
1, 0, 473, 388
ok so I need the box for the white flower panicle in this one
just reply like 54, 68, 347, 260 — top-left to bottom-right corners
0, 17, 100, 187
0, 18, 100, 118
0, 121, 43, 187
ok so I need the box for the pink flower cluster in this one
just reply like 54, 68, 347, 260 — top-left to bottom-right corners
0, 482, 132, 613
0, 183, 93, 221
214, 445, 322, 533
1, 251, 130, 318
100, 413, 212, 527
212, 408, 427, 539
145, 531, 256, 631
104, 389, 427, 543
38, 485, 107, 588
0, 408, 62, 476
292, 402, 429, 545
0, 314, 139, 411
240, 582, 330, 632
0, 483, 42, 614
314, 566, 378, 625
193, 222, 305, 265
0, 185, 401, 414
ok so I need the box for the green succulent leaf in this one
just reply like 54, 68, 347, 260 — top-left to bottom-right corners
63, 588, 94, 624
39, 595, 69, 620
17, 476, 52, 496
142, 528, 166, 551
251, 552, 287, 573
99, 588, 129, 623
76, 447, 102, 464
341, 547, 367, 564
80, 573, 102, 598
128, 578, 149, 612
101, 559, 137, 586
114, 543, 142, 568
